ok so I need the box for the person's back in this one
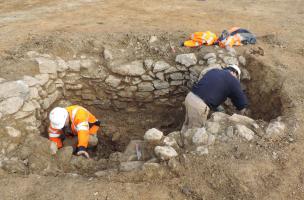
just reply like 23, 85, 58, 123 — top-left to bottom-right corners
192, 68, 247, 110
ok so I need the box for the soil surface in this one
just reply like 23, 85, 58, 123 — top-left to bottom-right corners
1, 0, 304, 199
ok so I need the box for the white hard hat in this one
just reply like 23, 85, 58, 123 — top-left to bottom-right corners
49, 107, 68, 129
228, 64, 241, 79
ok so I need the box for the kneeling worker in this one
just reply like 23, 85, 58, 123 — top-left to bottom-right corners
48, 105, 101, 158
182, 64, 248, 132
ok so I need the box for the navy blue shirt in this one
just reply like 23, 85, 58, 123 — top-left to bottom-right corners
192, 69, 248, 110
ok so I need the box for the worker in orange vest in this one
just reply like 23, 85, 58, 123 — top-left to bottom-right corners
48, 105, 101, 158
183, 31, 218, 47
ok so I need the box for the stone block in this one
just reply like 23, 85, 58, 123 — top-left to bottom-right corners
175, 53, 197, 67
110, 60, 145, 76
236, 124, 255, 141
192, 127, 208, 145
153, 61, 170, 73
154, 146, 178, 160
67, 60, 81, 72
153, 80, 169, 89
105, 75, 121, 88
35, 57, 58, 74
144, 128, 163, 143
138, 82, 155, 92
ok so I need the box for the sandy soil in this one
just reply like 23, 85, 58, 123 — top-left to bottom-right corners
0, 0, 304, 199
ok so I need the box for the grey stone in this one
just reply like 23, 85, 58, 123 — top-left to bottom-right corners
170, 80, 183, 86
226, 126, 234, 137
22, 76, 40, 87
138, 82, 154, 92
229, 114, 255, 125
195, 146, 209, 155
236, 124, 255, 141
226, 47, 237, 56
169, 72, 183, 80
156, 72, 165, 80
144, 59, 154, 70
223, 56, 239, 65
65, 84, 83, 90
141, 75, 153, 81
203, 53, 216, 60
154, 89, 169, 96
167, 131, 183, 147
80, 59, 93, 69
67, 60, 81, 72
176, 65, 188, 72
206, 121, 221, 134
175, 53, 197, 67
265, 118, 286, 139
57, 146, 73, 164
153, 80, 169, 89
192, 127, 208, 145
42, 91, 60, 109
117, 91, 133, 98
22, 100, 40, 112
105, 75, 121, 88
238, 56, 246, 66
0, 97, 24, 115
2, 160, 27, 173
56, 57, 69, 72
35, 74, 49, 86
207, 134, 216, 145
144, 128, 163, 143
119, 161, 144, 172
132, 77, 142, 85
135, 92, 152, 100
210, 112, 230, 122
241, 68, 251, 80
163, 137, 178, 148
153, 61, 170, 73
111, 60, 145, 76
164, 66, 179, 74
149, 36, 158, 43
207, 58, 217, 65
154, 146, 178, 160
35, 57, 57, 74
142, 163, 160, 170
103, 49, 113, 60
0, 80, 29, 100
5, 126, 21, 138
198, 60, 205, 65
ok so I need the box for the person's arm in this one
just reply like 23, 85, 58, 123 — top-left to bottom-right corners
230, 80, 248, 111
48, 125, 63, 148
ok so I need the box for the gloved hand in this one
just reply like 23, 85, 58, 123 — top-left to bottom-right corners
76, 146, 90, 158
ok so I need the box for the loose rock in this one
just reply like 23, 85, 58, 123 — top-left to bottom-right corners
144, 128, 163, 143
175, 53, 197, 67
154, 146, 178, 160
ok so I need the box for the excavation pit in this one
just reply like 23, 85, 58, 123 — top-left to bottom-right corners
0, 36, 294, 176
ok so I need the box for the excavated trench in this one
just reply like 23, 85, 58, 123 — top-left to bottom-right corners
0, 35, 294, 176
39, 49, 288, 160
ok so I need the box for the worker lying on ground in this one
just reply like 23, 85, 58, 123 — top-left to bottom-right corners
181, 64, 248, 133
48, 105, 101, 158
183, 31, 218, 47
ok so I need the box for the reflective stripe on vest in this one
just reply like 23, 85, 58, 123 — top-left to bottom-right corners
76, 121, 90, 131
49, 133, 61, 138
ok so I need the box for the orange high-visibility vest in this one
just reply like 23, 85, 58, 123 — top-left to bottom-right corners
48, 105, 99, 148
219, 27, 244, 48
184, 31, 218, 47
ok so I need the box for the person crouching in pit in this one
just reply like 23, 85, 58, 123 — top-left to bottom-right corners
182, 64, 248, 133
48, 105, 101, 158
